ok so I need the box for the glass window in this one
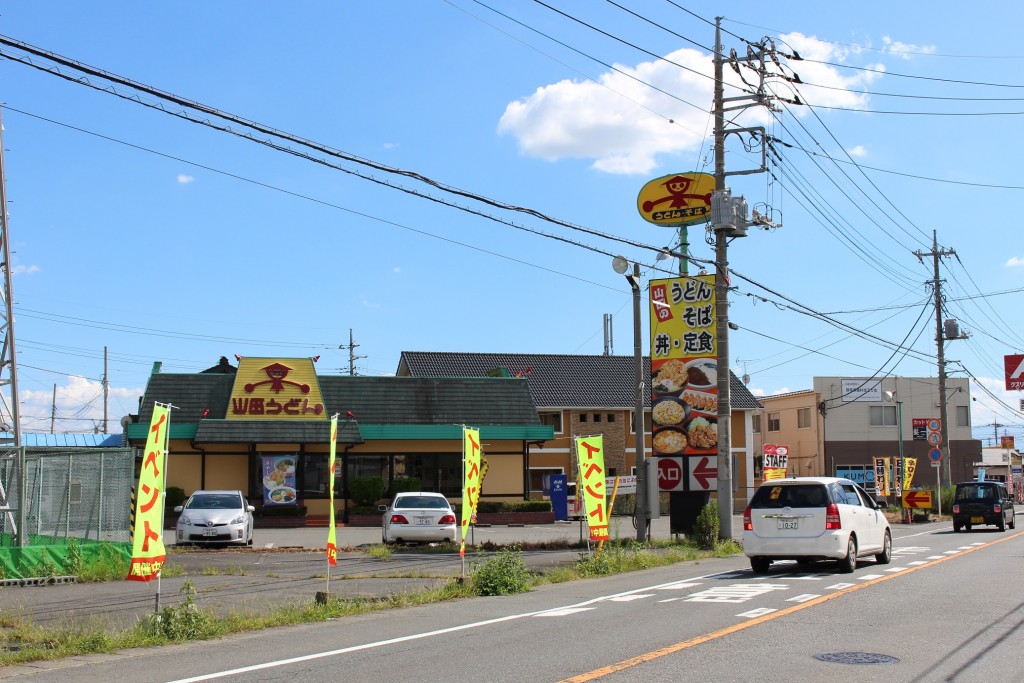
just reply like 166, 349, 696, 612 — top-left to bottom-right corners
630, 410, 652, 434
768, 412, 780, 432
300, 453, 330, 497
579, 413, 588, 423
797, 408, 811, 429
956, 405, 969, 427
752, 414, 761, 433
869, 405, 897, 426
529, 467, 564, 493
593, 413, 602, 423
538, 411, 563, 433
607, 414, 615, 423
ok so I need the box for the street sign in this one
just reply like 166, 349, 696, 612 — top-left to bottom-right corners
658, 457, 686, 492
928, 448, 942, 462
1005, 354, 1024, 391
688, 456, 718, 491
927, 431, 942, 446
903, 490, 933, 509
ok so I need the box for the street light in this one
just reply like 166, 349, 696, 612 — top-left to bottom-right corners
613, 256, 648, 543
884, 390, 907, 521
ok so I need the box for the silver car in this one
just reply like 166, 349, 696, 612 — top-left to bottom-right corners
379, 492, 457, 544
175, 490, 255, 547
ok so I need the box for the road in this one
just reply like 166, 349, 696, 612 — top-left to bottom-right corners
4, 520, 1022, 682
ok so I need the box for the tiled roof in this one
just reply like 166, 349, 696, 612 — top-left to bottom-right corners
132, 373, 542, 440
397, 351, 763, 410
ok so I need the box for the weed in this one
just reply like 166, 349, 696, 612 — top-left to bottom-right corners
694, 502, 720, 549
470, 545, 531, 596
139, 580, 215, 641
366, 544, 392, 561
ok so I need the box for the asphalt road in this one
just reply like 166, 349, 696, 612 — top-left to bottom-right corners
4, 518, 1021, 682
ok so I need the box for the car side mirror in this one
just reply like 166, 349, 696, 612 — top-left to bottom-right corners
378, 504, 388, 512
174, 505, 183, 513
247, 505, 255, 512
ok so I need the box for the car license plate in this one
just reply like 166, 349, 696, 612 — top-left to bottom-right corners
777, 519, 798, 530
971, 516, 984, 523
203, 528, 218, 536
415, 517, 432, 525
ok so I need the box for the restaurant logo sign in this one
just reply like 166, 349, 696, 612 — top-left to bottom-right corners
227, 357, 327, 420
637, 172, 714, 227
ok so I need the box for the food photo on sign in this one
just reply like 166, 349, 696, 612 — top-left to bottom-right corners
262, 455, 297, 506
651, 356, 719, 456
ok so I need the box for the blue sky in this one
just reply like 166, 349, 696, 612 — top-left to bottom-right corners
0, 1, 1021, 444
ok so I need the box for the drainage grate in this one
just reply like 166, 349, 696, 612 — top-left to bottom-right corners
0, 575, 78, 588
814, 652, 900, 665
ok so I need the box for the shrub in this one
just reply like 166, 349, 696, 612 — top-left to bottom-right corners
388, 477, 422, 496
140, 580, 214, 641
471, 546, 531, 596
694, 502, 719, 549
348, 477, 385, 507
165, 487, 186, 510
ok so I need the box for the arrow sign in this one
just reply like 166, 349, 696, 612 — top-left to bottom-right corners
902, 490, 933, 509
689, 456, 718, 491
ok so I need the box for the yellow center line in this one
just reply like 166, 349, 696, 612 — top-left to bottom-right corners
559, 531, 1024, 682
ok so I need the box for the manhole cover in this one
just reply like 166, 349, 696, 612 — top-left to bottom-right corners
814, 652, 900, 665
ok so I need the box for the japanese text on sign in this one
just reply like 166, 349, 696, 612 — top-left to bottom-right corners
575, 435, 609, 541
460, 427, 482, 557
128, 403, 170, 582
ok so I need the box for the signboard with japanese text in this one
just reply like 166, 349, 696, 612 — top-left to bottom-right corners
912, 418, 928, 441
636, 172, 714, 227
903, 458, 917, 491
658, 457, 686, 491
227, 357, 327, 420
1001, 436, 1015, 450
575, 435, 609, 541
649, 275, 718, 476
874, 457, 888, 496
763, 444, 789, 481
1005, 354, 1024, 391
839, 378, 883, 403
326, 415, 338, 566
460, 427, 482, 557
128, 403, 170, 582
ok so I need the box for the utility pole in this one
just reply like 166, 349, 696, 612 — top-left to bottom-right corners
710, 19, 778, 538
103, 345, 109, 433
914, 230, 962, 486
339, 329, 365, 376
50, 384, 56, 434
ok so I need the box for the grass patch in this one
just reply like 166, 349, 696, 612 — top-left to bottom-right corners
196, 566, 249, 577
366, 544, 392, 561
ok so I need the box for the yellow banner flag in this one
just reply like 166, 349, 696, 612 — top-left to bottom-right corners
903, 458, 917, 491
460, 427, 482, 557
576, 435, 609, 541
882, 457, 891, 497
326, 415, 338, 566
128, 404, 170, 582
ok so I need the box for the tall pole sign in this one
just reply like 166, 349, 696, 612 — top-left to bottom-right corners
1005, 354, 1024, 391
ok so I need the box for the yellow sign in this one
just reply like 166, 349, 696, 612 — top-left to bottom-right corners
227, 357, 327, 420
128, 403, 170, 582
576, 435, 609, 541
637, 172, 715, 227
882, 458, 891, 497
902, 490, 932, 509
765, 468, 787, 481
460, 427, 482, 558
326, 415, 338, 566
903, 458, 917, 491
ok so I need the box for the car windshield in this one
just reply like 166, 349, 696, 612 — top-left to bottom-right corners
750, 484, 829, 509
186, 494, 242, 510
394, 496, 450, 510
956, 485, 997, 501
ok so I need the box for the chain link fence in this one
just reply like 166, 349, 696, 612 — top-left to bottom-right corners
0, 447, 134, 547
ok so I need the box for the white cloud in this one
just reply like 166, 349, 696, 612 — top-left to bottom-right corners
1005, 256, 1024, 267
498, 34, 883, 175
19, 376, 142, 433
847, 145, 868, 158
361, 297, 379, 309
881, 36, 936, 59
393, 266, 401, 274
177, 174, 194, 184
383, 143, 399, 150
12, 264, 40, 275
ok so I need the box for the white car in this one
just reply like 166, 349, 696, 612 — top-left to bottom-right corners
175, 490, 255, 547
743, 476, 891, 574
379, 492, 457, 544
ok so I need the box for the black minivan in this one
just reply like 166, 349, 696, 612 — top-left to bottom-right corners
952, 481, 1015, 532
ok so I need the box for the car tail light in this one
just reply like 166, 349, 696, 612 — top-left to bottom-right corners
995, 504, 1002, 513
952, 504, 960, 514
743, 506, 752, 531
825, 503, 841, 530
390, 514, 410, 525
438, 514, 456, 525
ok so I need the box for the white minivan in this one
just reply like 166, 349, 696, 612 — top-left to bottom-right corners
743, 476, 892, 574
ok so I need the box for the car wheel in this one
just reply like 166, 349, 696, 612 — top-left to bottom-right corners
998, 516, 1006, 532
1010, 513, 1016, 530
965, 523, 972, 532
838, 536, 857, 574
874, 530, 892, 565
953, 522, 961, 533
750, 557, 771, 574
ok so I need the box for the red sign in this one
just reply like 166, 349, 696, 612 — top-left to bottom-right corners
1001, 436, 1015, 450
1006, 354, 1024, 391
658, 457, 685, 491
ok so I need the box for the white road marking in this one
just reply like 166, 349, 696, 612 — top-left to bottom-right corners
534, 608, 595, 617
858, 574, 884, 580
656, 582, 702, 590
738, 607, 777, 618
907, 561, 927, 566
786, 594, 820, 603
943, 550, 960, 555
926, 556, 944, 560
686, 583, 788, 604
827, 583, 856, 590
609, 595, 653, 602
883, 567, 907, 573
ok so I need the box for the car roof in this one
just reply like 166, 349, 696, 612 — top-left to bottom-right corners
757, 477, 852, 485
189, 490, 244, 496
394, 491, 447, 497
